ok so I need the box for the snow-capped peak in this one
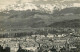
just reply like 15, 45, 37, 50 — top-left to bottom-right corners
1, 1, 80, 14
6, 2, 38, 11
73, 3, 80, 7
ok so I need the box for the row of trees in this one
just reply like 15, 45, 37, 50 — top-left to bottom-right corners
0, 28, 75, 38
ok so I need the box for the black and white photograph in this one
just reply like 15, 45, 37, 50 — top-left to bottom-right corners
0, 0, 80, 52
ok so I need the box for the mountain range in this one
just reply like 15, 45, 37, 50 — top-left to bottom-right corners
0, 2, 80, 32
1, 2, 80, 13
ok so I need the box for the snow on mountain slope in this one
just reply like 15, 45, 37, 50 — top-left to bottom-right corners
73, 3, 80, 7
38, 3, 73, 13
1, 2, 80, 13
7, 3, 38, 11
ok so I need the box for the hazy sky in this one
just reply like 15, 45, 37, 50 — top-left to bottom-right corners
0, 0, 80, 9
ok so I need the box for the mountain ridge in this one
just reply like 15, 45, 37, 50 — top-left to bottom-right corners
0, 1, 80, 14
48, 19, 80, 28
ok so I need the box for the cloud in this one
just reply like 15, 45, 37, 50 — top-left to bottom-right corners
22, 0, 34, 2
43, 0, 48, 1
35, 0, 39, 1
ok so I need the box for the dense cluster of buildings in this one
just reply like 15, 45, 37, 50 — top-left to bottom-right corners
0, 28, 80, 52
0, 33, 79, 52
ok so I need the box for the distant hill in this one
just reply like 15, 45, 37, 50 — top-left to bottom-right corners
53, 7, 80, 15
0, 7, 80, 29
48, 19, 80, 28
